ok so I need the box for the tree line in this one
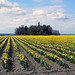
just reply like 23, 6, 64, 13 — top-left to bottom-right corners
15, 23, 60, 35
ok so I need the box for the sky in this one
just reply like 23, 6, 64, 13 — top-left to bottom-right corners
0, 0, 75, 34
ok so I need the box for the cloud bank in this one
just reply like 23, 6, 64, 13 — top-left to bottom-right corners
0, 0, 74, 34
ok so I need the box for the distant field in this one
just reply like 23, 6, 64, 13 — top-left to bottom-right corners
0, 35, 75, 75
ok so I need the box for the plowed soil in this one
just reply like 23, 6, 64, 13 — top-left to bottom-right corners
0, 41, 75, 75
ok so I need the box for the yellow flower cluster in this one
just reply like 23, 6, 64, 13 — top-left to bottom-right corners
14, 38, 48, 68
11, 38, 27, 68
0, 38, 8, 49
0, 36, 6, 44
1, 53, 8, 64
1, 37, 10, 69
12, 35, 75, 65
16, 52, 25, 61
15, 37, 65, 66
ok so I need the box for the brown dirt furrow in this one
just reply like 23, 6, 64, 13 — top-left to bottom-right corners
21, 41, 75, 69
62, 58, 75, 69
0, 59, 7, 75
9, 41, 35, 75
16, 41, 63, 69
0, 40, 34, 75
16, 41, 75, 75
21, 42, 62, 70
16, 41, 47, 74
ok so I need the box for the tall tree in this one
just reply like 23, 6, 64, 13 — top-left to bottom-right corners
15, 23, 59, 35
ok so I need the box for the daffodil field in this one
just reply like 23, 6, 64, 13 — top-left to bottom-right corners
0, 35, 75, 70
1, 37, 10, 69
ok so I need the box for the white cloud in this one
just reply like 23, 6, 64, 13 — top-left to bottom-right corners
15, 19, 22, 22
47, 12, 67, 20
15, 18, 26, 22
10, 7, 27, 15
0, 0, 26, 16
33, 10, 44, 15
0, 7, 27, 15
0, 0, 27, 33
32, 5, 66, 20
0, 4, 66, 29
0, 0, 19, 8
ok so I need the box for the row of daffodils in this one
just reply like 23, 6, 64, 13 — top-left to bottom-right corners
13, 35, 75, 66
0, 36, 7, 44
11, 38, 28, 68
15, 37, 66, 67
0, 35, 75, 69
17, 37, 75, 64
14, 38, 48, 68
1, 37, 10, 69
0, 37, 8, 50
